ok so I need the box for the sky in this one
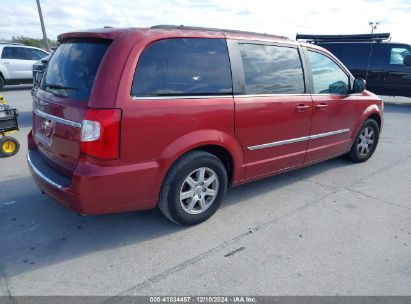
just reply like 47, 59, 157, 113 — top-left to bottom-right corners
0, 0, 410, 44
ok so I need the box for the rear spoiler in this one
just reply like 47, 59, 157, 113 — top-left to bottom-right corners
296, 33, 391, 43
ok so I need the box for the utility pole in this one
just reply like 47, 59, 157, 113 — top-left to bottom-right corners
369, 21, 379, 34
36, 0, 50, 52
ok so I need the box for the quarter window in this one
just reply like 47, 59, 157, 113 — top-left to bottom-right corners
390, 47, 410, 65
307, 51, 350, 95
238, 44, 305, 94
132, 38, 232, 97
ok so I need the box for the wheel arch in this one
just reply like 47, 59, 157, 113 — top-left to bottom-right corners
367, 113, 382, 130
352, 104, 383, 140
187, 144, 235, 186
159, 130, 246, 186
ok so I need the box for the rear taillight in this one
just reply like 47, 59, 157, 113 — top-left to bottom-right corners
80, 109, 121, 160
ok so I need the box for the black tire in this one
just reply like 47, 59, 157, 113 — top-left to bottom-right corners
0, 136, 20, 157
0, 75, 4, 90
159, 150, 228, 226
345, 119, 379, 163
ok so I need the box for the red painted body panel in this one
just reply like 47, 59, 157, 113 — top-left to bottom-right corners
28, 27, 383, 215
305, 94, 358, 162
234, 95, 312, 178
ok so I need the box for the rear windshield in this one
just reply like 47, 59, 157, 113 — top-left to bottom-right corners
41, 39, 110, 101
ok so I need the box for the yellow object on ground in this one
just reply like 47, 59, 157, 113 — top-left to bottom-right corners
2, 140, 16, 153
1, 96, 17, 136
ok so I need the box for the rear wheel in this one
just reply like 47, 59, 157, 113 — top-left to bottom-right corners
345, 119, 379, 163
0, 136, 20, 157
0, 75, 4, 90
159, 150, 228, 226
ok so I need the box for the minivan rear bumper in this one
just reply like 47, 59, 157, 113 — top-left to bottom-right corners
28, 132, 162, 214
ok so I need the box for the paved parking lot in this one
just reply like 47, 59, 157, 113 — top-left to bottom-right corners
0, 86, 410, 297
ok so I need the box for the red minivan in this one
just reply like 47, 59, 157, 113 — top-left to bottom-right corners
28, 25, 383, 225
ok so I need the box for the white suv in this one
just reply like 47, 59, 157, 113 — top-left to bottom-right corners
0, 43, 49, 90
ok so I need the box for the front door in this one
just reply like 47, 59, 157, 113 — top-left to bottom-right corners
305, 50, 357, 163
233, 42, 312, 178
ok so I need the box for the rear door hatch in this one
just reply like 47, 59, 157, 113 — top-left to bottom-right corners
32, 38, 111, 176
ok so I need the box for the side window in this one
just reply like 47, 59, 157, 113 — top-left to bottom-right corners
26, 48, 48, 60
307, 50, 350, 95
1, 47, 29, 60
238, 43, 305, 94
132, 38, 232, 97
389, 47, 411, 65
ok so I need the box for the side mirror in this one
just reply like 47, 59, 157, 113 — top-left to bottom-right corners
41, 55, 51, 65
404, 55, 411, 66
352, 78, 366, 94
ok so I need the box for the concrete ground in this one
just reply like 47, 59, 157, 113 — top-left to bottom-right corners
0, 86, 410, 296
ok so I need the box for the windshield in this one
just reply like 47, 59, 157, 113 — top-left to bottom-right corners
41, 39, 111, 101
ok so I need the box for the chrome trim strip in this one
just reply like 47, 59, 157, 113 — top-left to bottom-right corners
235, 93, 310, 98
309, 128, 350, 140
248, 135, 310, 150
248, 128, 351, 151
27, 153, 66, 189
132, 93, 355, 99
34, 108, 81, 128
132, 95, 233, 100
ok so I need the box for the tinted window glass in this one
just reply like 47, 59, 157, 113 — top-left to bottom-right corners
1, 47, 28, 60
390, 47, 411, 65
26, 48, 48, 60
308, 51, 350, 95
41, 40, 110, 101
132, 38, 232, 97
238, 44, 305, 94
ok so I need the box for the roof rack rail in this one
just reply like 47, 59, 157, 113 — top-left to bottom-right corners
151, 25, 289, 40
296, 33, 391, 43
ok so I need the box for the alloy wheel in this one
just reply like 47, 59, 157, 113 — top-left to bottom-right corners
179, 167, 219, 214
357, 126, 375, 157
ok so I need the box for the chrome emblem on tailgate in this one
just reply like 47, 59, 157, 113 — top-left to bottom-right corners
41, 119, 56, 139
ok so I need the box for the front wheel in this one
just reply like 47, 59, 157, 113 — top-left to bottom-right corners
345, 119, 379, 163
159, 151, 228, 226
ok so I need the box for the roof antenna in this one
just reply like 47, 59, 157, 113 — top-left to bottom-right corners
365, 21, 380, 80
369, 21, 379, 34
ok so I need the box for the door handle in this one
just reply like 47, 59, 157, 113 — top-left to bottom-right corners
295, 104, 311, 112
3, 62, 10, 65
315, 104, 328, 111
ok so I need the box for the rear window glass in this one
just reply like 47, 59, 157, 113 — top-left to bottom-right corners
238, 44, 305, 95
41, 39, 110, 101
132, 38, 232, 97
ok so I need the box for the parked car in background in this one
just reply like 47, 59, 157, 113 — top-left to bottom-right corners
0, 43, 49, 90
28, 26, 383, 226
296, 33, 411, 98
32, 54, 50, 96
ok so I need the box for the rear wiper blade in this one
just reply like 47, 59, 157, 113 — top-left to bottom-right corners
44, 83, 78, 91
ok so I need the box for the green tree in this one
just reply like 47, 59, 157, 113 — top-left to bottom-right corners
11, 36, 58, 50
